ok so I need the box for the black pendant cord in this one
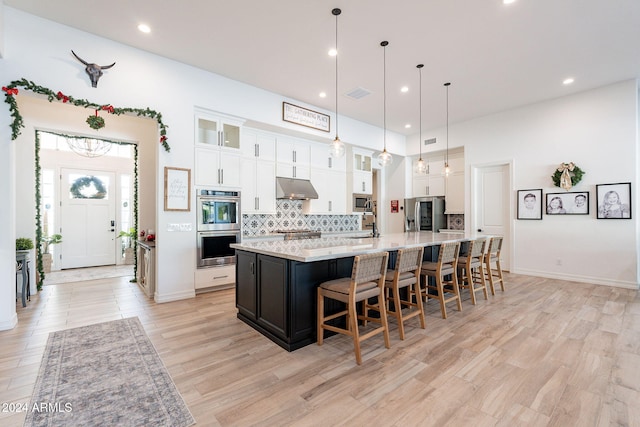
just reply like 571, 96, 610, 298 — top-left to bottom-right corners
333, 8, 341, 140
417, 64, 424, 161
381, 41, 388, 151
445, 82, 451, 166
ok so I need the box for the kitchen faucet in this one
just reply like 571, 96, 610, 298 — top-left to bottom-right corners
363, 200, 379, 238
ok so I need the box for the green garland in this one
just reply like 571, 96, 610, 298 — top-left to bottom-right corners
3, 78, 170, 152
69, 175, 107, 199
34, 130, 140, 290
551, 163, 584, 188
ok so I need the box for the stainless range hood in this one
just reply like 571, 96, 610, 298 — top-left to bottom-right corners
276, 177, 318, 200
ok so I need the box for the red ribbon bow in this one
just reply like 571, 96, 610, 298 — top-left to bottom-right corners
2, 86, 19, 96
56, 91, 69, 103
101, 105, 115, 113
160, 135, 167, 142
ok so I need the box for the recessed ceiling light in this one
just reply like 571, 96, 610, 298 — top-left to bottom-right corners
563, 77, 575, 85
328, 48, 337, 57
400, 86, 409, 93
319, 92, 327, 98
138, 23, 151, 33
503, 0, 516, 4
405, 124, 411, 129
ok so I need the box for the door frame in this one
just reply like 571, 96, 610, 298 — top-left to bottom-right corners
469, 160, 514, 271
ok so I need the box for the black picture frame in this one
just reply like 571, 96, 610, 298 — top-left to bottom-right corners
517, 189, 543, 220
545, 191, 589, 215
596, 182, 632, 219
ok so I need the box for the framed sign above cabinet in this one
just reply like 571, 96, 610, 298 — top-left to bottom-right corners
282, 102, 330, 132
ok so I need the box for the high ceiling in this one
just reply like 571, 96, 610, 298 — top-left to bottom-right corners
5, 0, 640, 136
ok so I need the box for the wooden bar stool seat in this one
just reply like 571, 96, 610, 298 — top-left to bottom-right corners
420, 241, 461, 319
484, 236, 505, 294
384, 246, 425, 340
457, 238, 489, 305
317, 251, 391, 365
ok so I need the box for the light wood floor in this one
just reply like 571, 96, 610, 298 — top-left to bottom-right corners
1, 273, 639, 426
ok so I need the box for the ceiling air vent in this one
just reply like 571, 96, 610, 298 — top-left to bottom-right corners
424, 138, 436, 146
345, 87, 372, 100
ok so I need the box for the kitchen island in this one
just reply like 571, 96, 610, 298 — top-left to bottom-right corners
231, 231, 482, 351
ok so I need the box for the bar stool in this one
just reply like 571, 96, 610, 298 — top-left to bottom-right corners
420, 241, 461, 319
457, 238, 489, 305
317, 251, 390, 365
484, 236, 505, 294
384, 246, 425, 340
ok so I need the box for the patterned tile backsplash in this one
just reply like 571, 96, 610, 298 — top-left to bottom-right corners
242, 200, 361, 236
242, 201, 464, 236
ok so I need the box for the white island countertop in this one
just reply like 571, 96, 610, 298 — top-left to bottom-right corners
231, 231, 488, 262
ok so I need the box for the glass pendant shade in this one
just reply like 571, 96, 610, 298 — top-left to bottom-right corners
329, 136, 345, 158
416, 157, 427, 174
444, 162, 450, 176
377, 148, 393, 166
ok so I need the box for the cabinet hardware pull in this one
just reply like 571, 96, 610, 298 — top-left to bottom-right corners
362, 182, 365, 192
328, 200, 332, 212
255, 197, 259, 210
293, 165, 296, 178
293, 150, 297, 163
213, 275, 228, 280
255, 143, 259, 157
328, 157, 332, 168
221, 169, 224, 184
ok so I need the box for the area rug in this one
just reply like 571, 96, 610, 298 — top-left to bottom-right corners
24, 317, 195, 427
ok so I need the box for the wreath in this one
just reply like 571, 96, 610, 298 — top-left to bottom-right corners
551, 162, 584, 190
70, 175, 107, 199
86, 113, 105, 130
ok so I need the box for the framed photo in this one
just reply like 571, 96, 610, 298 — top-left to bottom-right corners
545, 191, 589, 215
282, 102, 330, 132
517, 189, 542, 220
596, 182, 631, 219
164, 167, 191, 211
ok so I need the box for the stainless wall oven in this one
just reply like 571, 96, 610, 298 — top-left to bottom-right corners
197, 190, 241, 231
197, 230, 240, 268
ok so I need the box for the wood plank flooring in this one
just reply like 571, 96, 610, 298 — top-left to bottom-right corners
1, 273, 638, 426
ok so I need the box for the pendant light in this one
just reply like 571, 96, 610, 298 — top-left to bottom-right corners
415, 64, 427, 174
377, 41, 393, 167
444, 82, 451, 176
328, 8, 345, 158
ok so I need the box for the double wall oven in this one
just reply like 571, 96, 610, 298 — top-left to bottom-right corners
196, 190, 241, 268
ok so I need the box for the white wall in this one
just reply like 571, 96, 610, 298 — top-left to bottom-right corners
407, 80, 639, 288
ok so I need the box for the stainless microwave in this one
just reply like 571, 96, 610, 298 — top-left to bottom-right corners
196, 190, 241, 231
353, 194, 372, 212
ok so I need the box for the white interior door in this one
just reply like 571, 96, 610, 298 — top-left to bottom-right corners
473, 163, 511, 271
60, 169, 117, 269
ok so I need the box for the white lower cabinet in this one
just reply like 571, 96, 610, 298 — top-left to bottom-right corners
305, 169, 346, 214
195, 265, 236, 291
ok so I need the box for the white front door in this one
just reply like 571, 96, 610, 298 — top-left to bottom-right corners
60, 169, 117, 269
472, 163, 511, 271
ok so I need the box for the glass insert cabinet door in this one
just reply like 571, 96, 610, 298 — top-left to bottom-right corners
197, 117, 240, 149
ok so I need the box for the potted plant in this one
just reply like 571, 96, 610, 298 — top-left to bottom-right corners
16, 237, 34, 251
117, 228, 137, 265
41, 234, 62, 273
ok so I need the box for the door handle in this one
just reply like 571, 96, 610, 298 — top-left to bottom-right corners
477, 229, 483, 232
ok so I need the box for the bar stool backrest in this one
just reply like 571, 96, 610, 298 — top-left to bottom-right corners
439, 241, 461, 265
488, 236, 503, 256
352, 252, 389, 285
396, 246, 424, 274
470, 238, 487, 258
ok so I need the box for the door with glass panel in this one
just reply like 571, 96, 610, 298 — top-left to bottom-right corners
60, 169, 117, 268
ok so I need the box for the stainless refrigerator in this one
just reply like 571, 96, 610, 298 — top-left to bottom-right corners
404, 197, 446, 232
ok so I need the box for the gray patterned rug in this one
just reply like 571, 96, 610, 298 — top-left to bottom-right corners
24, 317, 195, 427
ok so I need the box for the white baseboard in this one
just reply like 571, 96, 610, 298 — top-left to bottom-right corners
512, 268, 639, 289
154, 289, 196, 303
0, 313, 18, 331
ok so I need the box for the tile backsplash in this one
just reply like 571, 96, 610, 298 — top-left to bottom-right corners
242, 200, 361, 236
447, 214, 464, 230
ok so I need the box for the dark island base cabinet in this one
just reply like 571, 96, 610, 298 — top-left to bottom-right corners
235, 250, 353, 351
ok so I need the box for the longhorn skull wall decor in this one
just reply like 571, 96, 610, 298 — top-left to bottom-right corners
71, 50, 116, 88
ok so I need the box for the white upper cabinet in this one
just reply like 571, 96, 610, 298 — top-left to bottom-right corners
276, 137, 310, 179
304, 169, 347, 215
310, 142, 347, 171
195, 147, 241, 188
349, 148, 373, 195
241, 130, 276, 161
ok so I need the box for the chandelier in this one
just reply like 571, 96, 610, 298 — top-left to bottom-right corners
66, 137, 113, 158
